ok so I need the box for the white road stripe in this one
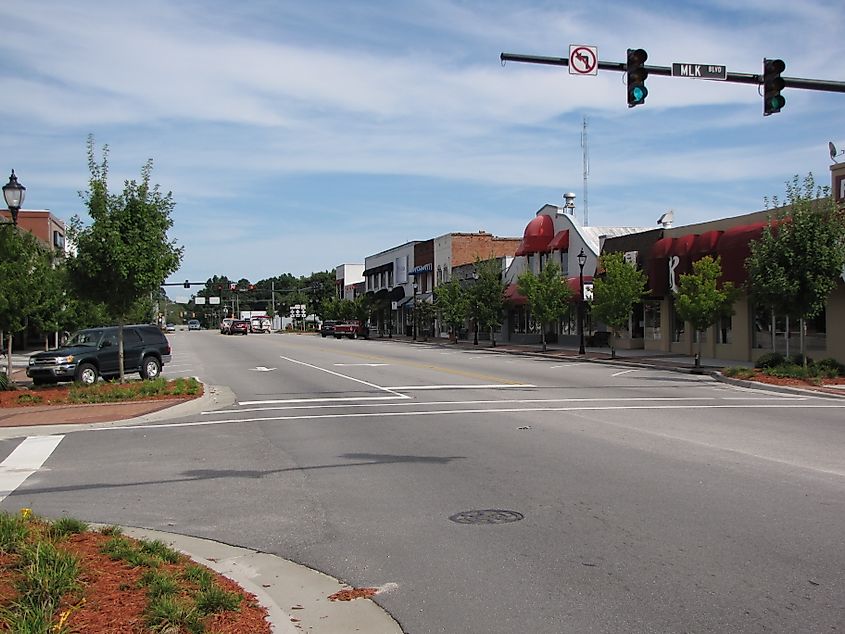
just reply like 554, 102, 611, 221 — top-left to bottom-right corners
0, 436, 64, 502
611, 369, 638, 377
278, 355, 407, 398
333, 363, 389, 367
238, 395, 407, 406
388, 384, 536, 390
104, 403, 845, 431
205, 395, 806, 415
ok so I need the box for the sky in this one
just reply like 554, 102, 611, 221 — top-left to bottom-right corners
2, 0, 844, 303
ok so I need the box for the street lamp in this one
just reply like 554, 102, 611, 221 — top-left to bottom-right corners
2, 170, 25, 226
471, 271, 480, 346
412, 282, 418, 340
577, 248, 587, 355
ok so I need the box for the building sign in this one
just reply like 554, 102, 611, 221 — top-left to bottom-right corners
410, 263, 433, 275
583, 282, 594, 301
623, 251, 638, 266
668, 255, 681, 294
395, 256, 408, 284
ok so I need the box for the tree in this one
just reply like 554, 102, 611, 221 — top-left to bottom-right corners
517, 260, 572, 352
467, 258, 507, 346
67, 137, 183, 381
414, 299, 436, 341
434, 278, 468, 342
675, 256, 738, 368
591, 252, 648, 359
747, 173, 845, 362
0, 228, 54, 379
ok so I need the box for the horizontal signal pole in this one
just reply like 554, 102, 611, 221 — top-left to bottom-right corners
499, 52, 845, 93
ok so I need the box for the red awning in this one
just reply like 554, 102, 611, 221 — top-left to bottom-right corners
716, 222, 767, 284
548, 229, 570, 251
670, 234, 696, 257
504, 283, 527, 305
691, 230, 723, 257
650, 236, 675, 259
516, 214, 555, 255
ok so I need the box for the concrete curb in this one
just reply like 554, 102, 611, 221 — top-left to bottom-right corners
120, 526, 404, 634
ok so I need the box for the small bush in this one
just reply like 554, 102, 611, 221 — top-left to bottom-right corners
196, 584, 242, 614
49, 517, 89, 539
182, 564, 214, 590
754, 352, 785, 369
15, 393, 43, 405
98, 524, 122, 536
0, 374, 11, 391
722, 367, 756, 379
815, 358, 845, 377
788, 353, 812, 366
764, 363, 811, 380
139, 569, 181, 599
139, 539, 182, 564
0, 512, 29, 554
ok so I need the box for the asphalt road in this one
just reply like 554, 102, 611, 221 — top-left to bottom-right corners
2, 330, 844, 633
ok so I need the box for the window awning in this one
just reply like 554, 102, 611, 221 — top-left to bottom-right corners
504, 283, 527, 305
669, 234, 696, 257
717, 222, 767, 284
691, 230, 723, 257
515, 214, 555, 256
548, 229, 570, 251
649, 236, 675, 259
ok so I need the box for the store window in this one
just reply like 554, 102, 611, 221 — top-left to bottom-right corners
644, 301, 661, 340
560, 251, 569, 275
718, 314, 732, 344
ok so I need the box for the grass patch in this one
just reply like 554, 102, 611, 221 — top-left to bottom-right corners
144, 595, 205, 634
49, 517, 89, 540
195, 585, 242, 614
15, 393, 43, 405
138, 539, 182, 564
0, 512, 30, 554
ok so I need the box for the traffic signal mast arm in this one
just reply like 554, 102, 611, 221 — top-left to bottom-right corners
500, 52, 845, 92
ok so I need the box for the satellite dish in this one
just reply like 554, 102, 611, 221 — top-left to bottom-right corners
831, 141, 843, 163
657, 209, 674, 227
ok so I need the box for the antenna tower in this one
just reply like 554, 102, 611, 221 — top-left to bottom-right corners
581, 116, 590, 226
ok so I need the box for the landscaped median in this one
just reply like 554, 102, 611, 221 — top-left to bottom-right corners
0, 377, 203, 409
721, 354, 845, 391
0, 509, 271, 633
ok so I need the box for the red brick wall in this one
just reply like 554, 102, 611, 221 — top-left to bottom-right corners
452, 235, 520, 267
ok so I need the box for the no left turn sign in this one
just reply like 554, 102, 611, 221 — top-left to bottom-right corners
569, 45, 598, 75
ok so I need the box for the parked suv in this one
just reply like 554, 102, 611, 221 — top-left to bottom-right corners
26, 325, 172, 386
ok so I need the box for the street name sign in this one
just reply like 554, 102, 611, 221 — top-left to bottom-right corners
672, 63, 726, 80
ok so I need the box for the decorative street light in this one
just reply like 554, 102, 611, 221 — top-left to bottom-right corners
2, 170, 25, 226
412, 282, 418, 340
577, 248, 587, 355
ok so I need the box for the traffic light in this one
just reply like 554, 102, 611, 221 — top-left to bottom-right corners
627, 48, 648, 107
183, 280, 190, 289
763, 58, 785, 116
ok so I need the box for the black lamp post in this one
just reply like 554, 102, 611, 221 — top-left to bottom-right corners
577, 248, 587, 355
2, 170, 25, 226
412, 282, 418, 340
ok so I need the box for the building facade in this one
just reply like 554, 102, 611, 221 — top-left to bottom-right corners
0, 209, 66, 253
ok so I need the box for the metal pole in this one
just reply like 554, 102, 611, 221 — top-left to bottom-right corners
578, 262, 586, 355
413, 284, 417, 340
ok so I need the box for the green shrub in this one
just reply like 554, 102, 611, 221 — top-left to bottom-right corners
195, 584, 242, 614
815, 357, 845, 377
722, 367, 756, 379
49, 517, 89, 539
754, 352, 785, 369
0, 373, 10, 391
788, 353, 812, 366
764, 363, 811, 380
0, 512, 29, 554
15, 393, 43, 405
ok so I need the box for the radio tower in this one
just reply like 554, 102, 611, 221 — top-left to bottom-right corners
581, 116, 590, 226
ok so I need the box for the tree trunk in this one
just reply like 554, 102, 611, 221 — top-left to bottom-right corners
610, 329, 617, 359
490, 326, 496, 348
800, 318, 806, 367
5, 335, 12, 381
785, 315, 790, 358
696, 332, 702, 368
118, 322, 125, 382
541, 329, 547, 352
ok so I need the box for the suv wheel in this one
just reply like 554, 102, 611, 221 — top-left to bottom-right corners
141, 356, 161, 380
75, 362, 99, 385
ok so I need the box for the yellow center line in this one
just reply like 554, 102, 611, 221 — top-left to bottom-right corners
277, 338, 524, 385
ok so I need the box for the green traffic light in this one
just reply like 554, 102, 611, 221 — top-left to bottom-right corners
632, 86, 647, 104
769, 95, 785, 110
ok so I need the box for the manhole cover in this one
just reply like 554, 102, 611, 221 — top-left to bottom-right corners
448, 509, 524, 525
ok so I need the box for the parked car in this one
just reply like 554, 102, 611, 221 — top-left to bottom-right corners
187, 319, 201, 330
26, 324, 172, 386
250, 316, 271, 333
220, 318, 234, 334
320, 320, 337, 337
165, 323, 176, 333
229, 319, 249, 335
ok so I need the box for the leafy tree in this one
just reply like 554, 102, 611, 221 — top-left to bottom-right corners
748, 173, 845, 362
414, 299, 436, 341
0, 228, 54, 379
467, 258, 507, 346
675, 256, 738, 368
517, 260, 572, 352
591, 252, 648, 359
434, 278, 468, 342
67, 137, 183, 381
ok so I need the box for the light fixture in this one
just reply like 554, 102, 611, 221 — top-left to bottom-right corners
2, 170, 25, 226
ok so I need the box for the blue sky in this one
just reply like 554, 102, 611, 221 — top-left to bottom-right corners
2, 0, 844, 303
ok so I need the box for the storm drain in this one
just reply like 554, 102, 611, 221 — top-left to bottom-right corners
448, 509, 524, 525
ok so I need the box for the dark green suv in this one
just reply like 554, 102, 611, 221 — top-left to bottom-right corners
26, 325, 172, 386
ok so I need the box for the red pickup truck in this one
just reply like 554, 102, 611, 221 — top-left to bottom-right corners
333, 321, 370, 339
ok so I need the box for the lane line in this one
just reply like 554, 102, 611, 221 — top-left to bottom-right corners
104, 403, 845, 432
0, 436, 65, 502
204, 395, 807, 415
238, 396, 407, 406
611, 369, 638, 377
387, 384, 536, 391
277, 355, 407, 398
